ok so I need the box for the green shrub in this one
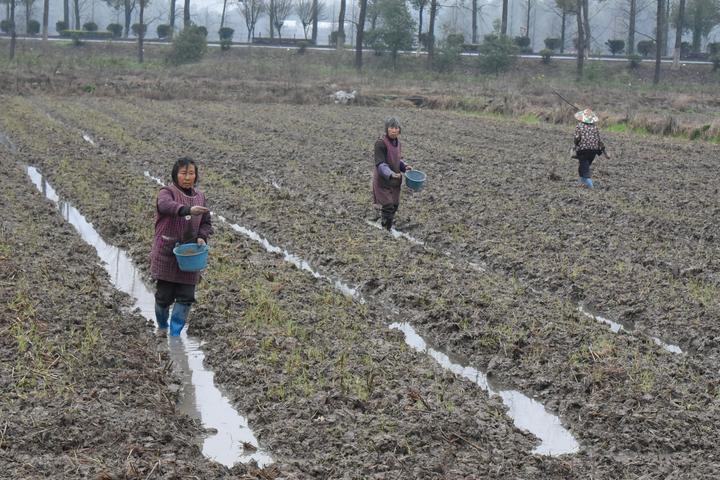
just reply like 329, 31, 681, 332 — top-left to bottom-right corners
708, 42, 720, 56
540, 48, 552, 64
166, 26, 207, 65
55, 20, 67, 34
544, 37, 561, 51
637, 40, 655, 57
606, 39, 625, 56
107, 23, 122, 38
478, 34, 519, 75
627, 53, 642, 69
513, 35, 531, 53
712, 54, 720, 72
364, 29, 386, 56
297, 39, 311, 54
1, 19, 14, 34
197, 25, 207, 37
157, 24, 171, 39
434, 34, 464, 73
27, 19, 40, 35
219, 26, 234, 50
83, 22, 98, 32
131, 23, 146, 37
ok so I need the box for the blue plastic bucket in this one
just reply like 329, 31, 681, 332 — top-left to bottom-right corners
405, 170, 426, 191
173, 243, 209, 272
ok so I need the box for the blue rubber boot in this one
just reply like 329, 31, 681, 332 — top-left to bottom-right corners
155, 303, 170, 330
170, 303, 191, 337
580, 177, 594, 188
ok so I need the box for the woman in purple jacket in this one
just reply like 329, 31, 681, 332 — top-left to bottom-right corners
150, 157, 213, 336
372, 116, 412, 230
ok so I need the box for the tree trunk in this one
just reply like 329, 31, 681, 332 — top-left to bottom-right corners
628, 0, 636, 54
427, 0, 438, 66
418, 5, 424, 42
311, 0, 318, 43
691, 10, 701, 53
220, 0, 227, 29
526, 0, 531, 39
63, 0, 69, 27
501, 0, 508, 35
654, 0, 662, 84
124, 0, 131, 37
560, 11, 566, 53
472, 0, 478, 43
576, 0, 584, 80
582, 0, 590, 57
25, 1, 30, 31
337, 0, 345, 48
662, 0, 669, 55
42, 0, 49, 40
269, 0, 274, 38
355, 0, 367, 70
183, 0, 190, 29
673, 0, 685, 67
169, 0, 176, 37
9, 0, 16, 60
138, 0, 144, 63
73, 0, 80, 29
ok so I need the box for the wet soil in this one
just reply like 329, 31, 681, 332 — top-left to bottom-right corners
0, 161, 257, 478
2, 92, 720, 478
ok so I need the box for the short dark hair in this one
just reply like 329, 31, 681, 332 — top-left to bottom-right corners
171, 157, 199, 186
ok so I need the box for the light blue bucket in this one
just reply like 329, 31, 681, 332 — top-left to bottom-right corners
405, 170, 426, 191
173, 243, 209, 272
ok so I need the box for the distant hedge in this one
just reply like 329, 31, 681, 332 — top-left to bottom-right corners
60, 29, 113, 40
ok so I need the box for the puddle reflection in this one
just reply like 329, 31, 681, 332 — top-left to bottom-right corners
145, 171, 363, 301
390, 322, 580, 456
27, 166, 271, 468
578, 305, 682, 354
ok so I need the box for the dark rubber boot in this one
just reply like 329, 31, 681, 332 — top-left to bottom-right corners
155, 303, 170, 330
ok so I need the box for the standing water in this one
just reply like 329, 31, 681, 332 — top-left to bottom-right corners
144, 171, 579, 456
390, 322, 580, 456
27, 166, 272, 468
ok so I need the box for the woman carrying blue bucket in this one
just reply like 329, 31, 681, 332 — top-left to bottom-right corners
150, 157, 213, 336
372, 116, 413, 230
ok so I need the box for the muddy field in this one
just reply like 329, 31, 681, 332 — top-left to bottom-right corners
1, 89, 719, 479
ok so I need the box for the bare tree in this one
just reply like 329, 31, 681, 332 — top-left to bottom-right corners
23, 0, 36, 32
472, 0, 478, 43
239, 0, 265, 41
673, 0, 686, 66
269, 0, 292, 38
576, 0, 584, 79
220, 0, 227, 28
427, 0, 438, 64
138, 0, 146, 62
169, 0, 176, 35
409, 0, 428, 42
9, 0, 16, 59
183, 0, 189, 28
654, 0, 663, 83
501, 0, 508, 34
355, 0, 367, 69
64, 0, 68, 28
42, 0, 48, 40
297, 0, 323, 39
311, 0, 317, 41
551, 0, 576, 53
336, 0, 345, 47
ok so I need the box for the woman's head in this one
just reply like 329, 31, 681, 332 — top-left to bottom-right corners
172, 157, 199, 189
384, 116, 401, 138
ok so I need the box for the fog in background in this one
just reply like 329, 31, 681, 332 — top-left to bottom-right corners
4, 0, 719, 52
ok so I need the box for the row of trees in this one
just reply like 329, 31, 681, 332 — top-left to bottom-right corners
3, 0, 720, 80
